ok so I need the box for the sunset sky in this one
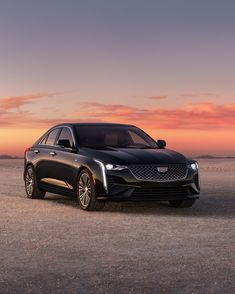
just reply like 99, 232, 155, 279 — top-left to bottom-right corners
0, 0, 235, 156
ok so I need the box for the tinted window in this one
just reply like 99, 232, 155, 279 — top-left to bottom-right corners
76, 125, 157, 148
128, 130, 148, 146
40, 135, 48, 145
57, 127, 74, 147
46, 129, 60, 145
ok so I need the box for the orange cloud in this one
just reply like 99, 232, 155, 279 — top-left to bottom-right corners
0, 91, 71, 128
1, 98, 235, 131
0, 92, 65, 110
1, 100, 235, 156
77, 102, 235, 130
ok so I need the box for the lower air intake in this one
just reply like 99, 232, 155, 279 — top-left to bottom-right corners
131, 186, 189, 200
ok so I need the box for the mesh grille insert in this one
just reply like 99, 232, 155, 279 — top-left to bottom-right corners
129, 164, 187, 182
131, 187, 189, 200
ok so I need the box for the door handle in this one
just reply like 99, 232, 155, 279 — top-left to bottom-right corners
49, 151, 56, 156
34, 150, 39, 154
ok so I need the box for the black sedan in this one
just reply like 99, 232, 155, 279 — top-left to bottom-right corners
24, 123, 200, 210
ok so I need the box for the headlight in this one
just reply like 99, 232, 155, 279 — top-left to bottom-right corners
188, 162, 199, 170
105, 164, 128, 171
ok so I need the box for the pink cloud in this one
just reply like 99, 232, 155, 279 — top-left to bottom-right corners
76, 102, 235, 130
1, 96, 235, 131
0, 92, 65, 110
147, 95, 168, 100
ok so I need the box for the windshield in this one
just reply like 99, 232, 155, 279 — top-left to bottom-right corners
76, 125, 158, 149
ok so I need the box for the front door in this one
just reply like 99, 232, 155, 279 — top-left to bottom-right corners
40, 127, 78, 192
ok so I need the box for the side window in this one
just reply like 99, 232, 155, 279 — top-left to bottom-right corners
46, 129, 60, 145
40, 135, 48, 145
58, 128, 74, 147
128, 130, 147, 145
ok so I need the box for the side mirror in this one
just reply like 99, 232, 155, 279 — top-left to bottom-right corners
157, 139, 166, 149
57, 139, 72, 149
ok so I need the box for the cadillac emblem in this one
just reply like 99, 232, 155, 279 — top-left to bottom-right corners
157, 166, 168, 173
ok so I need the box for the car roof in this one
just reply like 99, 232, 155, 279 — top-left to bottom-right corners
53, 122, 135, 128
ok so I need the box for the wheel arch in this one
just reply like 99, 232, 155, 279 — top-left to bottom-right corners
75, 163, 103, 195
24, 162, 35, 180
76, 165, 95, 183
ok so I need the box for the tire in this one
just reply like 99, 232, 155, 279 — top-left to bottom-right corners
77, 169, 105, 211
169, 199, 197, 208
25, 165, 46, 199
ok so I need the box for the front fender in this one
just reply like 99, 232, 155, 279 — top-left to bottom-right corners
74, 156, 107, 196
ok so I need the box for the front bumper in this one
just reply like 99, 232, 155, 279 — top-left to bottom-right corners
95, 167, 200, 201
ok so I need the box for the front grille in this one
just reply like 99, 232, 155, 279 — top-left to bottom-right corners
129, 164, 187, 182
131, 187, 189, 200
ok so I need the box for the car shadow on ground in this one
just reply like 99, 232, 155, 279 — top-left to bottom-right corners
44, 192, 235, 219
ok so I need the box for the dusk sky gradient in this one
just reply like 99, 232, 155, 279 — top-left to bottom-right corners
0, 0, 235, 156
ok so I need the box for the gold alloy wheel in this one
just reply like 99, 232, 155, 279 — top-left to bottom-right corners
25, 167, 34, 197
78, 172, 92, 208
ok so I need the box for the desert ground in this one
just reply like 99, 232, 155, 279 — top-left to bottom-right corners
0, 159, 234, 293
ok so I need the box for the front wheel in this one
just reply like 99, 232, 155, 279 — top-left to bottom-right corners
25, 166, 45, 199
77, 169, 105, 211
169, 199, 197, 208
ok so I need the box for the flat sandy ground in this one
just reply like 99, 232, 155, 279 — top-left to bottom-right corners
0, 159, 234, 293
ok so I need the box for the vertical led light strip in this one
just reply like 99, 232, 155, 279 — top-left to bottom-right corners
94, 160, 108, 192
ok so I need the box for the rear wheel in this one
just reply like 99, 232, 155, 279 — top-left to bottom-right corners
77, 169, 105, 211
25, 166, 45, 199
169, 199, 197, 208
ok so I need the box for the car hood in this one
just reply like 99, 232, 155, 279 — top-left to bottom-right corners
80, 147, 188, 165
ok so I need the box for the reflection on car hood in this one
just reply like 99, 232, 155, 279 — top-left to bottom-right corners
80, 147, 188, 165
